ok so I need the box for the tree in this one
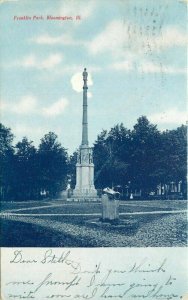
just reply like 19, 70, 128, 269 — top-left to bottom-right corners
14, 137, 38, 200
67, 151, 78, 188
93, 129, 113, 188
93, 125, 131, 188
130, 116, 161, 196
158, 125, 187, 196
0, 123, 15, 200
38, 132, 68, 197
106, 124, 131, 187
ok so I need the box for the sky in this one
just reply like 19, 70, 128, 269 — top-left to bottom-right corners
0, 0, 187, 153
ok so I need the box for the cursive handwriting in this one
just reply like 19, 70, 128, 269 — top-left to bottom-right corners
5, 250, 184, 300
10, 249, 81, 272
41, 249, 81, 271
129, 257, 167, 273
33, 272, 81, 293
10, 250, 37, 264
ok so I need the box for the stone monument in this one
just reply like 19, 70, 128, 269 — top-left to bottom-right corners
72, 68, 98, 201
102, 188, 119, 221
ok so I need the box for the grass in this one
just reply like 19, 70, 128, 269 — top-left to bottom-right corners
0, 200, 187, 247
0, 219, 81, 247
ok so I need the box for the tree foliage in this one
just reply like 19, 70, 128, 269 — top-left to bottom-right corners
13, 137, 37, 200
0, 126, 68, 201
38, 132, 68, 197
0, 118, 187, 201
67, 151, 78, 188
92, 117, 187, 198
0, 124, 15, 200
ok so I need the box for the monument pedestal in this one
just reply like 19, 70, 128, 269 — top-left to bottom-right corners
72, 145, 98, 201
102, 194, 119, 220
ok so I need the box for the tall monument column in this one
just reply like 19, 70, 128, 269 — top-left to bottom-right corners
82, 68, 89, 146
73, 68, 98, 201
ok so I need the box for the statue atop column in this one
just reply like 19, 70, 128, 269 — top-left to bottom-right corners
83, 68, 88, 83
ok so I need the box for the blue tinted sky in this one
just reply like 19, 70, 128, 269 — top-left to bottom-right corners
0, 0, 187, 153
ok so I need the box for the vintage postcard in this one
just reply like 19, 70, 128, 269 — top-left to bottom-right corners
0, 0, 187, 299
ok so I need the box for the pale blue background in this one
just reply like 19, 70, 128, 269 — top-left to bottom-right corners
0, 0, 187, 153
1, 247, 188, 299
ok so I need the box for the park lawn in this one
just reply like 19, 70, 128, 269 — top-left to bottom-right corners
0, 211, 187, 247
1, 200, 187, 247
0, 219, 80, 247
1, 199, 187, 212
0, 200, 55, 211
6, 205, 168, 214
1, 200, 187, 214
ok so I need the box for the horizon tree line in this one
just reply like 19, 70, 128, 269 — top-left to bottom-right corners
0, 116, 187, 201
